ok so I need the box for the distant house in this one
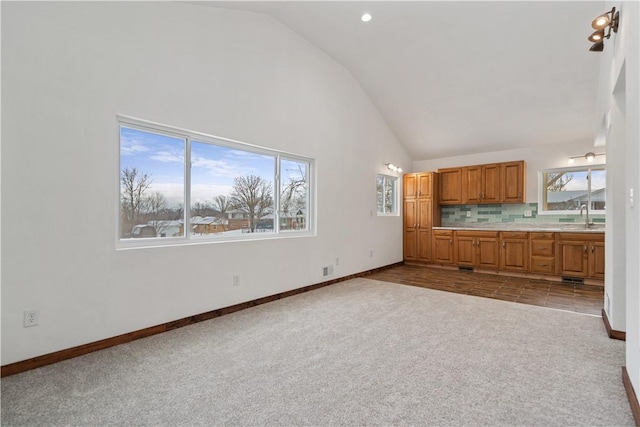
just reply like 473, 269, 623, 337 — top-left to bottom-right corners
179, 216, 227, 236
131, 224, 157, 238
227, 210, 250, 231
148, 220, 182, 238
547, 188, 605, 210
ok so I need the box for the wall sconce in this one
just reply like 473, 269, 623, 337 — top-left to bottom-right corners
568, 152, 605, 164
588, 7, 619, 52
386, 163, 403, 173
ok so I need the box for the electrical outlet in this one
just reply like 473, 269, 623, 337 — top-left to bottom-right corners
322, 265, 334, 277
336, 257, 340, 266
466, 211, 472, 218
369, 250, 373, 257
233, 275, 240, 286
24, 309, 39, 327
524, 210, 532, 217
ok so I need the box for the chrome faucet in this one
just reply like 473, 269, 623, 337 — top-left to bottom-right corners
580, 204, 592, 229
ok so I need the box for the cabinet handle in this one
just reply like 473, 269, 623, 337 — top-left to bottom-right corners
449, 239, 452, 245
584, 245, 588, 253
417, 224, 420, 228
539, 247, 547, 250
591, 245, 595, 253
538, 263, 549, 267
502, 241, 506, 248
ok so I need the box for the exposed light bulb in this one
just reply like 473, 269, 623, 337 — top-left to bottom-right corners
388, 163, 395, 170
397, 168, 403, 173
361, 13, 372, 22
568, 158, 575, 165
585, 152, 596, 162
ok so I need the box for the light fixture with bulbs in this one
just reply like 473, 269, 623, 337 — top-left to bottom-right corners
386, 163, 403, 173
361, 12, 372, 22
567, 152, 605, 164
588, 7, 619, 52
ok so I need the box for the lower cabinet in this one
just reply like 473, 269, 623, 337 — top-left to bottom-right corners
500, 232, 529, 272
427, 229, 604, 281
432, 230, 454, 264
529, 232, 555, 274
557, 233, 605, 279
454, 231, 500, 269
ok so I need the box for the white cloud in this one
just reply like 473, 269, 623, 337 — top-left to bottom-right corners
150, 151, 184, 163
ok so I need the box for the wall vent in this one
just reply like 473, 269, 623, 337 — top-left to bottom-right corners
322, 265, 334, 277
458, 266, 474, 272
561, 276, 584, 285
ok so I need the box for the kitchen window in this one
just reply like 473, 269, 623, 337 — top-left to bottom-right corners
538, 165, 606, 214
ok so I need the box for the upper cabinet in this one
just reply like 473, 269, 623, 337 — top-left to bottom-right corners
438, 160, 525, 205
438, 168, 463, 204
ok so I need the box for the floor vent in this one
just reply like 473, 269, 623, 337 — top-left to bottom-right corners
562, 276, 584, 284
458, 266, 474, 272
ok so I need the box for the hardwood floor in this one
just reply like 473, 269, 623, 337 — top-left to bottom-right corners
367, 264, 603, 316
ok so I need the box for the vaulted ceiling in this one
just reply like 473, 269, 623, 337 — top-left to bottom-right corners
193, 1, 604, 160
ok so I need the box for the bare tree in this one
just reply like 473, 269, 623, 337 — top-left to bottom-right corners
280, 164, 307, 217
121, 167, 152, 237
546, 172, 574, 191
230, 175, 273, 232
192, 201, 211, 217
144, 191, 170, 236
212, 195, 232, 230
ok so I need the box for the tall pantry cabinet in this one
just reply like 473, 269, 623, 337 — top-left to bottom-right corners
403, 172, 441, 262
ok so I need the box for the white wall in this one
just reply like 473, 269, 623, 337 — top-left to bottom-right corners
412, 139, 601, 203
0, 2, 410, 365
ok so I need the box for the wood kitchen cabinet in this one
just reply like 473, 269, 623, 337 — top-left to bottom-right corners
438, 168, 462, 205
432, 230, 454, 264
557, 233, 605, 279
529, 232, 556, 274
462, 164, 500, 204
501, 161, 526, 203
454, 231, 500, 269
403, 172, 439, 263
439, 161, 525, 205
500, 231, 529, 272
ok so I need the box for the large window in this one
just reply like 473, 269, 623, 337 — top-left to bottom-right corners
539, 165, 606, 214
118, 117, 313, 246
377, 175, 398, 215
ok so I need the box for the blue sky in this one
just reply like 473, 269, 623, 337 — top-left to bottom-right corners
120, 126, 275, 207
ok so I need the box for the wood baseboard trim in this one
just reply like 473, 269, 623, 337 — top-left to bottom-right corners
602, 308, 626, 341
622, 367, 640, 426
1, 262, 403, 378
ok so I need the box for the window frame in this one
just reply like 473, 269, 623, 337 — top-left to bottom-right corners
376, 174, 399, 216
537, 164, 606, 215
117, 115, 315, 249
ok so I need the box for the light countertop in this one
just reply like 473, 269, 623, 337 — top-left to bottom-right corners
433, 223, 605, 233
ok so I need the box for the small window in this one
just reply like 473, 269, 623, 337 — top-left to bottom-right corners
539, 165, 606, 214
377, 175, 398, 215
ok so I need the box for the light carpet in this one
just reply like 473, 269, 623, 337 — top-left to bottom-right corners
1, 278, 634, 426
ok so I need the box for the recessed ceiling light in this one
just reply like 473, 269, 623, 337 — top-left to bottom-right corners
361, 13, 372, 22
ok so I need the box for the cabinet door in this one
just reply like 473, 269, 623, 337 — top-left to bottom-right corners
455, 236, 476, 266
502, 161, 525, 203
482, 164, 501, 203
417, 173, 433, 198
438, 168, 462, 204
477, 236, 500, 269
590, 241, 605, 279
404, 229, 418, 261
462, 166, 482, 204
403, 174, 418, 199
404, 199, 417, 231
560, 242, 588, 277
501, 238, 528, 272
418, 229, 432, 262
433, 233, 454, 263
417, 198, 432, 230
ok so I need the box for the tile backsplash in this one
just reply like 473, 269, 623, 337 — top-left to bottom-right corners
441, 203, 605, 225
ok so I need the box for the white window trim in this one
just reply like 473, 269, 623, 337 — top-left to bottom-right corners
116, 115, 315, 249
377, 174, 399, 216
537, 164, 606, 215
